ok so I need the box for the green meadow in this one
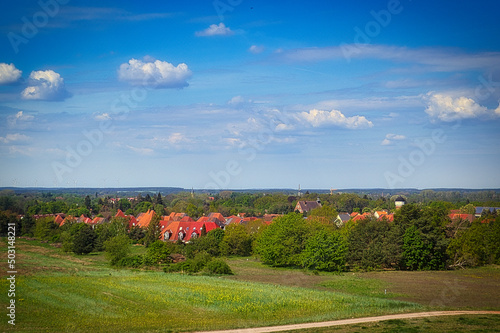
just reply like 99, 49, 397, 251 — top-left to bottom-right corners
1, 239, 499, 332
0, 238, 422, 332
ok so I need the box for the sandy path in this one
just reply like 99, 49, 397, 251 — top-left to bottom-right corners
194, 311, 500, 333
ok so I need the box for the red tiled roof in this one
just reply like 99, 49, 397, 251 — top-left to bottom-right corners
136, 210, 156, 228
448, 213, 475, 223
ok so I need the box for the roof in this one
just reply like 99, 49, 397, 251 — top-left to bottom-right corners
136, 209, 156, 228
395, 196, 406, 202
295, 200, 322, 213
449, 213, 475, 223
161, 221, 219, 242
337, 213, 350, 222
378, 214, 394, 222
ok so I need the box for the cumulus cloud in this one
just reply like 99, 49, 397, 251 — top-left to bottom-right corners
167, 132, 185, 144
21, 70, 70, 101
424, 93, 491, 122
275, 123, 295, 131
0, 63, 22, 84
381, 133, 406, 145
195, 23, 234, 37
8, 111, 34, 127
0, 133, 30, 144
118, 58, 192, 88
249, 45, 265, 54
298, 109, 373, 129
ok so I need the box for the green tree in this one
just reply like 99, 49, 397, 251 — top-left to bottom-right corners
300, 226, 347, 272
219, 224, 252, 256
72, 224, 97, 254
255, 213, 308, 267
34, 217, 58, 241
143, 240, 172, 265
195, 228, 225, 257
460, 203, 475, 215
308, 204, 338, 224
104, 235, 131, 265
84, 195, 91, 210
144, 213, 161, 247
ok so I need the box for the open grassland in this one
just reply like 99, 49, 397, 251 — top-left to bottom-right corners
0, 239, 419, 332
1, 239, 499, 332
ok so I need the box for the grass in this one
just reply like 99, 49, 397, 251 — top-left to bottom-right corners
276, 315, 500, 332
0, 239, 420, 332
1, 239, 499, 332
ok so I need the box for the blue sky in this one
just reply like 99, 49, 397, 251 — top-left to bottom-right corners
1, 0, 499, 189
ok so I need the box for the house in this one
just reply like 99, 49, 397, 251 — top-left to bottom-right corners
334, 213, 350, 227
160, 220, 219, 242
475, 207, 500, 218
395, 196, 406, 209
136, 209, 156, 228
352, 212, 372, 222
263, 214, 282, 223
115, 209, 138, 228
378, 213, 394, 222
449, 213, 475, 223
294, 199, 322, 213
374, 211, 388, 219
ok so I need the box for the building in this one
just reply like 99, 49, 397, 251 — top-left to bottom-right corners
395, 196, 406, 209
294, 198, 322, 213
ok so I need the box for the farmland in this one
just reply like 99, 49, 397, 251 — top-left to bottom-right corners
1, 238, 499, 332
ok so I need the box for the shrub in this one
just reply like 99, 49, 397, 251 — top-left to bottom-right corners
118, 255, 144, 268
206, 259, 233, 275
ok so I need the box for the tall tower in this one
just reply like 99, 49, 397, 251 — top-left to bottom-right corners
298, 184, 302, 197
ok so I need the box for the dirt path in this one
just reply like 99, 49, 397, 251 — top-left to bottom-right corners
194, 311, 500, 333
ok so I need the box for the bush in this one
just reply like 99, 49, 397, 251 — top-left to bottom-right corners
206, 259, 233, 275
143, 241, 172, 266
117, 255, 144, 268
163, 252, 213, 274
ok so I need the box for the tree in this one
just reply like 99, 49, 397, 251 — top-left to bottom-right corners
308, 204, 338, 224
219, 224, 252, 256
144, 213, 161, 247
196, 228, 225, 257
460, 203, 475, 215
84, 195, 91, 210
300, 226, 347, 272
72, 224, 97, 254
104, 235, 130, 265
34, 217, 58, 241
156, 192, 163, 205
143, 240, 172, 265
255, 213, 308, 267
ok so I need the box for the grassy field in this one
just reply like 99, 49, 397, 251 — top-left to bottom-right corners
0, 238, 499, 332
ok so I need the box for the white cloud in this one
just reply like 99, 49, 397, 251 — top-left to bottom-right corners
249, 45, 265, 54
0, 63, 22, 84
381, 133, 406, 145
275, 123, 295, 131
21, 70, 70, 101
94, 113, 111, 121
167, 132, 185, 144
424, 93, 489, 122
126, 145, 153, 155
8, 111, 34, 127
0, 133, 30, 144
118, 58, 192, 88
298, 109, 373, 129
195, 23, 234, 37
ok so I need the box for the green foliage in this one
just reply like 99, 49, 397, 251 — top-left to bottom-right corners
206, 259, 233, 275
117, 255, 144, 268
301, 226, 347, 272
192, 228, 225, 257
447, 216, 500, 267
144, 213, 161, 247
219, 224, 252, 256
255, 213, 309, 266
143, 240, 172, 266
164, 252, 212, 274
308, 204, 338, 223
34, 216, 59, 241
72, 224, 97, 254
104, 235, 131, 265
